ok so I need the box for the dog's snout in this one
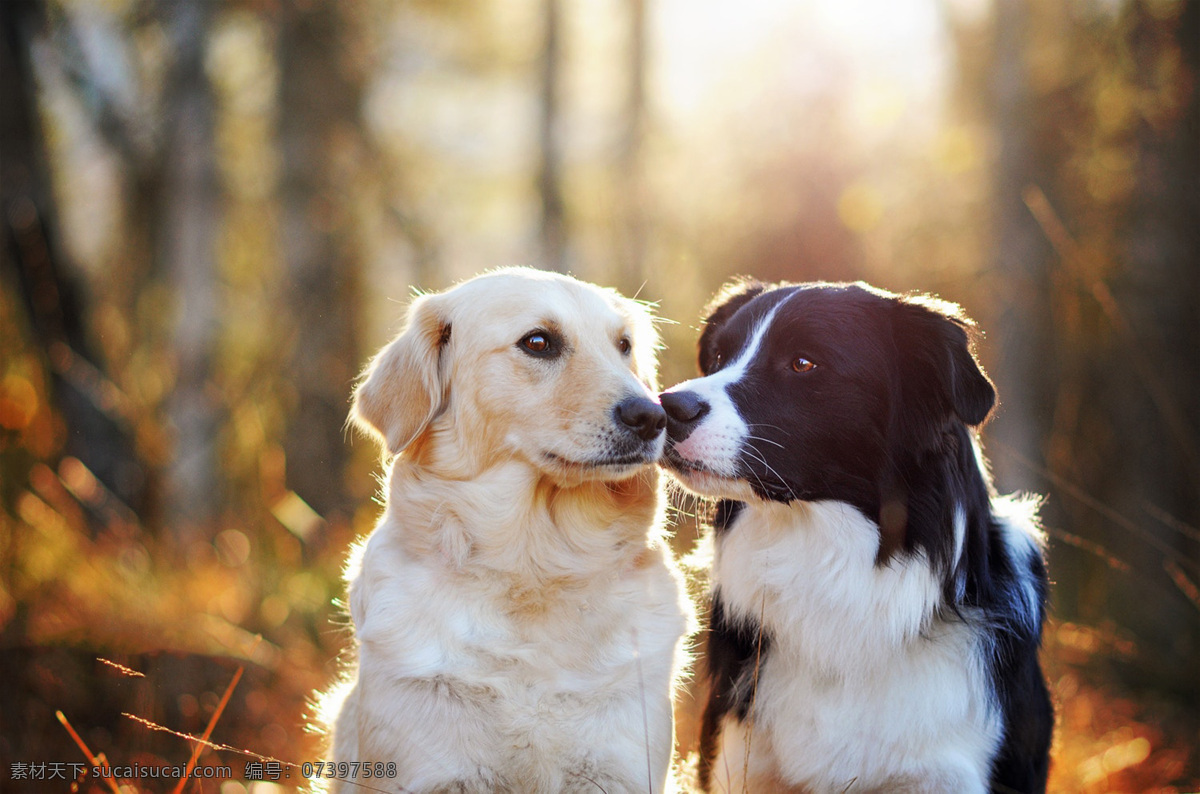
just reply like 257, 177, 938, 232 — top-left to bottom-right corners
615, 397, 667, 441
660, 390, 709, 438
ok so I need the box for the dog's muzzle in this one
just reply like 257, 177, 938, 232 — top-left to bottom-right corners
614, 396, 667, 442
660, 390, 709, 442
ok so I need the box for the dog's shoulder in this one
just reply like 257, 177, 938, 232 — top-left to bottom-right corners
987, 494, 1048, 627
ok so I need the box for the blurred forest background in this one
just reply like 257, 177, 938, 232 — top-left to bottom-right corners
1, 0, 1197, 791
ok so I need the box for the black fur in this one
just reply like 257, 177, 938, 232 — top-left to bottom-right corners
697, 499, 752, 790
985, 533, 1054, 792
698, 279, 765, 375
673, 281, 1053, 793
712, 498, 743, 538
698, 591, 769, 791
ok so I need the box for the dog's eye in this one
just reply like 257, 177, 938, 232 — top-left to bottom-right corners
519, 331, 558, 357
617, 336, 632, 356
710, 352, 724, 370
522, 333, 550, 353
792, 356, 816, 374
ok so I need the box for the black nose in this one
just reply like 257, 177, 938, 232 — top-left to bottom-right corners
660, 390, 709, 423
660, 390, 709, 439
615, 396, 667, 441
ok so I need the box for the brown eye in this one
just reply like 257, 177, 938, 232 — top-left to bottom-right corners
523, 334, 548, 352
519, 331, 558, 357
617, 337, 632, 355
792, 356, 816, 373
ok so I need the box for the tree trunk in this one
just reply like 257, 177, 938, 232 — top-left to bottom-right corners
0, 0, 145, 513
277, 0, 363, 519
538, 0, 566, 273
986, 0, 1056, 496
159, 0, 222, 538
1108, 0, 1200, 699
616, 0, 647, 293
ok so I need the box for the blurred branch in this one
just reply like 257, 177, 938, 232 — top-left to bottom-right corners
1142, 500, 1200, 545
1045, 524, 1200, 622
989, 436, 1200, 577
1023, 184, 1200, 481
996, 424, 1200, 620
1164, 561, 1200, 616
1046, 525, 1131, 574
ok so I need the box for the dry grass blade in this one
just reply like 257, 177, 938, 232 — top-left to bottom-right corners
123, 714, 409, 794
631, 626, 653, 794
123, 712, 285, 761
97, 657, 146, 677
170, 665, 243, 794
56, 710, 122, 794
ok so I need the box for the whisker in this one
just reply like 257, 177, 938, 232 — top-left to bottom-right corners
743, 434, 785, 450
744, 422, 786, 433
741, 446, 799, 501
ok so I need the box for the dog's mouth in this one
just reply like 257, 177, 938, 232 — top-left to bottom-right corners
661, 446, 730, 480
661, 445, 754, 498
543, 451, 655, 470
665, 445, 799, 503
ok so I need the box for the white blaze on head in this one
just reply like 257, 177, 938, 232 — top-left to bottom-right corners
664, 304, 781, 477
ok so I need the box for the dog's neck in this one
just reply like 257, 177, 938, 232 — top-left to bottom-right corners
383, 455, 662, 584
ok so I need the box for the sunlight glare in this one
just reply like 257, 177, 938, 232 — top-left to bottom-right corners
653, 0, 951, 139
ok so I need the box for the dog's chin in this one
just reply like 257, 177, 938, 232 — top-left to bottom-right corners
662, 447, 757, 501
541, 449, 659, 484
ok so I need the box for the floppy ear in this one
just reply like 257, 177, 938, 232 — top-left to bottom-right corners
893, 296, 996, 431
942, 325, 996, 426
351, 293, 452, 455
698, 278, 766, 374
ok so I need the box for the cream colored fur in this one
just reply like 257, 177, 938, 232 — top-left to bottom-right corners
314, 268, 692, 793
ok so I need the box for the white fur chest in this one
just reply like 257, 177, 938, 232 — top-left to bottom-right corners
709, 500, 1002, 794
342, 518, 687, 793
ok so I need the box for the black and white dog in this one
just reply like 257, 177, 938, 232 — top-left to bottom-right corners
661, 281, 1052, 794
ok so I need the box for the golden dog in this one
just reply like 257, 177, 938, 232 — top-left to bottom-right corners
315, 268, 692, 793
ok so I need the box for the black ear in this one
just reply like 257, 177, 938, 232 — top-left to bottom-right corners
943, 325, 996, 426
893, 295, 996, 430
698, 279, 765, 374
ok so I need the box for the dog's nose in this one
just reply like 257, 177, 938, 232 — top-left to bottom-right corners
615, 397, 667, 441
660, 390, 709, 423
660, 390, 709, 438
